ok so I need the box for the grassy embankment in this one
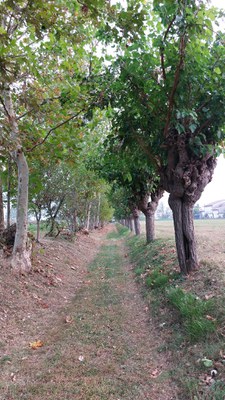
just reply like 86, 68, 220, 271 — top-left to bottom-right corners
125, 220, 225, 400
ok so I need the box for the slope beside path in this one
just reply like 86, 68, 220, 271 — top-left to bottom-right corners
0, 225, 178, 399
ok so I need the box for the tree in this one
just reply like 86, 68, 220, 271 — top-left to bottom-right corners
0, 0, 112, 272
102, 0, 225, 273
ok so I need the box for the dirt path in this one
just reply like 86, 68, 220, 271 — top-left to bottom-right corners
0, 226, 178, 399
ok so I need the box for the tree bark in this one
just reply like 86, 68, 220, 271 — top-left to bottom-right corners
7, 157, 12, 229
0, 176, 4, 233
138, 187, 164, 243
169, 196, 198, 274
162, 131, 217, 274
129, 216, 134, 232
11, 151, 32, 273
144, 210, 155, 243
85, 202, 92, 230
3, 86, 32, 273
132, 207, 141, 235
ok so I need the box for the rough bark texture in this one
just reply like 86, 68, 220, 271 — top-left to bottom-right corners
161, 131, 217, 274
138, 188, 164, 243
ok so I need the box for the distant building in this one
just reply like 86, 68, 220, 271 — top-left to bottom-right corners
203, 200, 225, 218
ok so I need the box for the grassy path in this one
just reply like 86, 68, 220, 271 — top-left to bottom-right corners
2, 228, 177, 400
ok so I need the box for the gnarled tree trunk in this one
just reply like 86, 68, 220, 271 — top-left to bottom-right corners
162, 132, 217, 274
138, 187, 164, 243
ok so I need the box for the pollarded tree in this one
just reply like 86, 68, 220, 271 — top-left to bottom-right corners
103, 0, 225, 274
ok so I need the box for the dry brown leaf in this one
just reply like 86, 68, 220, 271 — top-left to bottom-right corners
65, 315, 73, 324
29, 340, 44, 350
205, 293, 215, 300
206, 315, 216, 321
150, 368, 161, 378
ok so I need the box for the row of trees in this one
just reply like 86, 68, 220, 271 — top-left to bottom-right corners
0, 0, 225, 276
92, 0, 225, 275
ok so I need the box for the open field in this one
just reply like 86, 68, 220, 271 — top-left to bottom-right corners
141, 219, 225, 273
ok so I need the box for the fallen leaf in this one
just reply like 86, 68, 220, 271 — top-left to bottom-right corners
206, 315, 216, 322
78, 355, 84, 362
205, 293, 215, 300
202, 358, 213, 368
29, 340, 44, 350
65, 315, 73, 324
150, 368, 161, 378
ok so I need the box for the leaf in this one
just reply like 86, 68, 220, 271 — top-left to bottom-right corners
150, 368, 161, 378
29, 340, 44, 349
214, 67, 221, 75
65, 315, 73, 324
189, 123, 197, 133
202, 358, 213, 368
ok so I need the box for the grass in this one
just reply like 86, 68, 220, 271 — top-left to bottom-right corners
126, 231, 225, 400
106, 223, 130, 239
3, 225, 164, 400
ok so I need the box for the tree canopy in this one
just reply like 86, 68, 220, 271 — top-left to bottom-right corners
0, 0, 225, 274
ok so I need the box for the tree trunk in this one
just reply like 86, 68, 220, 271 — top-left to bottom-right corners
169, 195, 198, 274
3, 86, 32, 273
129, 216, 134, 232
7, 157, 12, 229
134, 215, 141, 235
138, 186, 164, 243
132, 207, 141, 235
162, 131, 217, 274
144, 210, 155, 243
85, 202, 92, 230
96, 193, 101, 228
0, 176, 4, 233
11, 151, 32, 273
34, 208, 42, 242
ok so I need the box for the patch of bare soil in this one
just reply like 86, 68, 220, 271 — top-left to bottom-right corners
0, 225, 178, 400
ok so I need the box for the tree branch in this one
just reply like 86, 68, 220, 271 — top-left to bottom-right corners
160, 16, 176, 81
0, 95, 11, 118
26, 108, 86, 152
163, 34, 187, 138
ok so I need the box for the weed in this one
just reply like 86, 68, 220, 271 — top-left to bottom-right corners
145, 270, 170, 289
167, 287, 216, 342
